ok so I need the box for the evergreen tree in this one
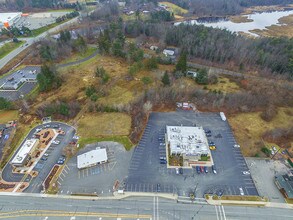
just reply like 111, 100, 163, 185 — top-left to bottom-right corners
161, 71, 170, 86
176, 51, 187, 73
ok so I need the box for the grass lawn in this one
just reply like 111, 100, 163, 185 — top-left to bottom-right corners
78, 113, 131, 137
159, 1, 188, 15
207, 77, 241, 93
59, 47, 97, 64
229, 107, 293, 156
77, 113, 133, 150
0, 110, 19, 124
0, 41, 23, 59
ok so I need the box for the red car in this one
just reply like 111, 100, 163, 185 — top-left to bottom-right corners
200, 166, 204, 173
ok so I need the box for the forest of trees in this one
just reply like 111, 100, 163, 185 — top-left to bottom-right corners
122, 20, 293, 78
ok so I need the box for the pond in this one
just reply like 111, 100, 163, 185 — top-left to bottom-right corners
174, 10, 293, 36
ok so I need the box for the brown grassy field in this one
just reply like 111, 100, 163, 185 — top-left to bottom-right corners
229, 15, 253, 23
0, 110, 19, 124
78, 113, 131, 137
206, 77, 241, 93
229, 107, 293, 157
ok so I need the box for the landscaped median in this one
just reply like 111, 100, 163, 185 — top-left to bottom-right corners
205, 194, 269, 206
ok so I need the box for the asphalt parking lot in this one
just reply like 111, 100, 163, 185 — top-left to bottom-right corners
1, 122, 76, 193
125, 111, 258, 197
14, 12, 70, 30
247, 158, 290, 203
59, 142, 132, 196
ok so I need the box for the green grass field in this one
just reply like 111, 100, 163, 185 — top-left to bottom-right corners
0, 41, 23, 59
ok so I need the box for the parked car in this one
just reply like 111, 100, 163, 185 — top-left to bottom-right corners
216, 189, 224, 196
239, 187, 244, 196
57, 160, 64, 165
200, 166, 204, 173
52, 140, 60, 145
242, 171, 250, 175
179, 168, 183, 174
52, 124, 59, 128
209, 146, 216, 150
160, 160, 167, 164
44, 153, 49, 157
206, 133, 212, 137
158, 137, 165, 141
41, 157, 47, 161
204, 129, 211, 134
176, 168, 180, 175
234, 144, 240, 148
204, 167, 208, 173
159, 143, 165, 146
209, 141, 215, 146
157, 183, 161, 192
212, 165, 217, 174
196, 166, 201, 174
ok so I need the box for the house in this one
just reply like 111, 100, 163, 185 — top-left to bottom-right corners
163, 48, 175, 56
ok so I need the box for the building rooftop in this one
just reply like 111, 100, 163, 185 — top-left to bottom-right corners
275, 174, 293, 199
77, 148, 108, 169
0, 12, 21, 23
11, 139, 38, 165
0, 66, 40, 90
166, 126, 209, 156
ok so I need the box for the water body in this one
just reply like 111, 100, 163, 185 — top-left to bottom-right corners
175, 10, 293, 36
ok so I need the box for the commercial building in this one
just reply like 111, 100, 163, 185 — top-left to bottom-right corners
166, 126, 211, 167
0, 67, 40, 90
0, 12, 22, 28
10, 139, 39, 167
77, 148, 108, 169
275, 171, 293, 199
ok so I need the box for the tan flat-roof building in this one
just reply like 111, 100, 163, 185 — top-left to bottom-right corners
166, 126, 212, 167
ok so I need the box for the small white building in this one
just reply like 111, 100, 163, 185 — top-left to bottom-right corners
163, 48, 175, 56
77, 148, 108, 169
220, 112, 226, 121
11, 139, 39, 167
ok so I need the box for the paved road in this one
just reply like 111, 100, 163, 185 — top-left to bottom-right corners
0, 194, 292, 219
0, 17, 79, 71
1, 122, 76, 192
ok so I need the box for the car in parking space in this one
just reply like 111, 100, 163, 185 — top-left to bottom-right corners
212, 165, 217, 174
196, 166, 201, 174
179, 168, 183, 174
204, 167, 208, 173
35, 128, 42, 132
157, 183, 161, 192
243, 171, 250, 175
216, 189, 224, 196
159, 143, 165, 146
52, 140, 60, 145
234, 144, 240, 148
204, 129, 211, 134
57, 160, 64, 165
52, 124, 60, 128
43, 124, 50, 129
73, 135, 79, 140
209, 145, 216, 150
206, 133, 212, 137
44, 153, 49, 157
158, 137, 165, 141
239, 187, 244, 196
41, 156, 47, 161
200, 166, 204, 173
176, 168, 180, 175
160, 160, 167, 164
209, 141, 215, 146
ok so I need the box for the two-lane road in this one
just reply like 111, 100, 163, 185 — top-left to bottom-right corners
0, 194, 292, 219
0, 17, 79, 70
